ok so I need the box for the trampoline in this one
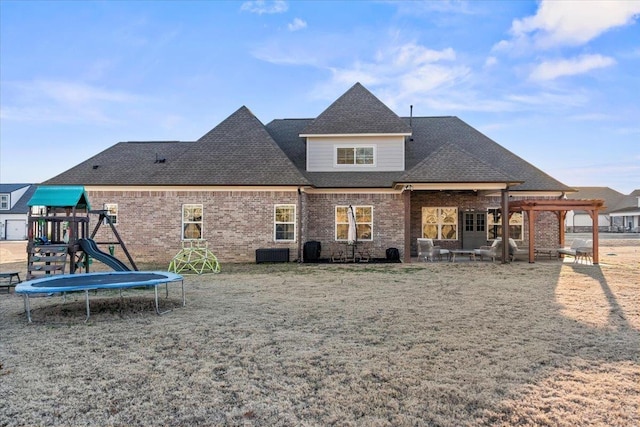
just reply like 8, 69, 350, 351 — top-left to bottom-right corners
16, 271, 184, 322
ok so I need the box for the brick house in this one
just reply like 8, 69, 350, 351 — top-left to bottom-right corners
44, 83, 573, 264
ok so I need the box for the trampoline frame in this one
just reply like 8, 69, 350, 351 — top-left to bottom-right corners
16, 271, 184, 322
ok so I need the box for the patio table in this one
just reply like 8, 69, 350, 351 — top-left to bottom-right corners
534, 248, 559, 260
450, 249, 476, 262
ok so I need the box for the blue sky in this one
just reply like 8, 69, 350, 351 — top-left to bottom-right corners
1, 0, 639, 194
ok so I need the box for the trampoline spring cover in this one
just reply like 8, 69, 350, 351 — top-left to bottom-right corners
16, 271, 182, 294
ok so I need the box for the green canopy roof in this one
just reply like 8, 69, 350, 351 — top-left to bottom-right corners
28, 186, 91, 209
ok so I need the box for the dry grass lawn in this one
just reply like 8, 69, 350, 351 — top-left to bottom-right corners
1, 242, 638, 426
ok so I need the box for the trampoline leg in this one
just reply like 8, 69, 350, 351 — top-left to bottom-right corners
84, 290, 91, 322
181, 280, 185, 307
154, 285, 172, 315
23, 295, 32, 323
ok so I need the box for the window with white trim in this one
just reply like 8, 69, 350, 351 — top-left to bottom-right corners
335, 146, 375, 166
487, 208, 523, 240
422, 207, 458, 240
0, 194, 8, 210
182, 204, 203, 240
274, 205, 296, 241
335, 206, 373, 241
31, 206, 46, 216
104, 203, 118, 225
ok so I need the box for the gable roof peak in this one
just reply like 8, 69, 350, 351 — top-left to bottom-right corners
197, 105, 259, 142
300, 82, 412, 136
167, 105, 309, 186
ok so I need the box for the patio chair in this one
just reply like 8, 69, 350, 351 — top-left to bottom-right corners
417, 238, 445, 262
474, 239, 502, 262
558, 239, 592, 262
357, 243, 371, 263
330, 243, 346, 263
507, 238, 529, 261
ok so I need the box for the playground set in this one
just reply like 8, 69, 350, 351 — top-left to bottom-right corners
16, 186, 190, 322
25, 186, 137, 280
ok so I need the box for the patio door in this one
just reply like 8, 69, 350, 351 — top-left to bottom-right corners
462, 211, 486, 250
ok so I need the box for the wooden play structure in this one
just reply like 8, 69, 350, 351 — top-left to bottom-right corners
26, 186, 136, 280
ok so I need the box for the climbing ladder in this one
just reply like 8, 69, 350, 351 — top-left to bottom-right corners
27, 244, 68, 280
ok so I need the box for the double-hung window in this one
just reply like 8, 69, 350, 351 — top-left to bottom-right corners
335, 206, 373, 241
103, 203, 118, 225
422, 207, 458, 240
182, 204, 203, 240
336, 146, 375, 166
0, 194, 8, 210
487, 208, 523, 240
274, 205, 296, 241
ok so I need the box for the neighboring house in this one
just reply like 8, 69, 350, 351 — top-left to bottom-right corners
43, 83, 573, 264
609, 189, 640, 232
565, 187, 625, 232
0, 183, 37, 240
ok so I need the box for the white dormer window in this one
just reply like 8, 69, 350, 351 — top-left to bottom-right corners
0, 194, 8, 210
335, 145, 375, 166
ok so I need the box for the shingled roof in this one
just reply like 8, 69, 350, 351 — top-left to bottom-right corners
565, 187, 625, 213
403, 116, 572, 192
161, 106, 309, 186
46, 107, 309, 187
399, 143, 516, 183
45, 141, 193, 185
300, 83, 412, 135
0, 183, 37, 214
610, 189, 640, 214
46, 83, 571, 192
268, 115, 569, 191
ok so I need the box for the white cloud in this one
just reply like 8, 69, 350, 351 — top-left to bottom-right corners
394, 0, 476, 16
505, 90, 589, 108
240, 0, 288, 15
35, 80, 138, 105
529, 54, 616, 81
484, 56, 498, 67
498, 0, 640, 50
1, 80, 142, 124
288, 18, 307, 32
393, 44, 456, 65
321, 42, 469, 109
568, 113, 615, 122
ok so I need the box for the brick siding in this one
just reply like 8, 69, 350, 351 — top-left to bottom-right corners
89, 190, 299, 264
303, 193, 405, 260
86, 189, 561, 265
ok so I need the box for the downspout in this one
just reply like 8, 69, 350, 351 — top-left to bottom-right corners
591, 208, 600, 264
501, 187, 510, 264
297, 187, 303, 263
403, 185, 412, 263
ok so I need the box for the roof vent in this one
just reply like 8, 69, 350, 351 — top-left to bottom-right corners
154, 153, 166, 164
92, 165, 99, 170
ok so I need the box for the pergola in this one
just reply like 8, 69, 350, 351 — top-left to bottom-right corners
509, 199, 606, 264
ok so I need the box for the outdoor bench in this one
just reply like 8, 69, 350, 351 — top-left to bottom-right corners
0, 271, 21, 293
